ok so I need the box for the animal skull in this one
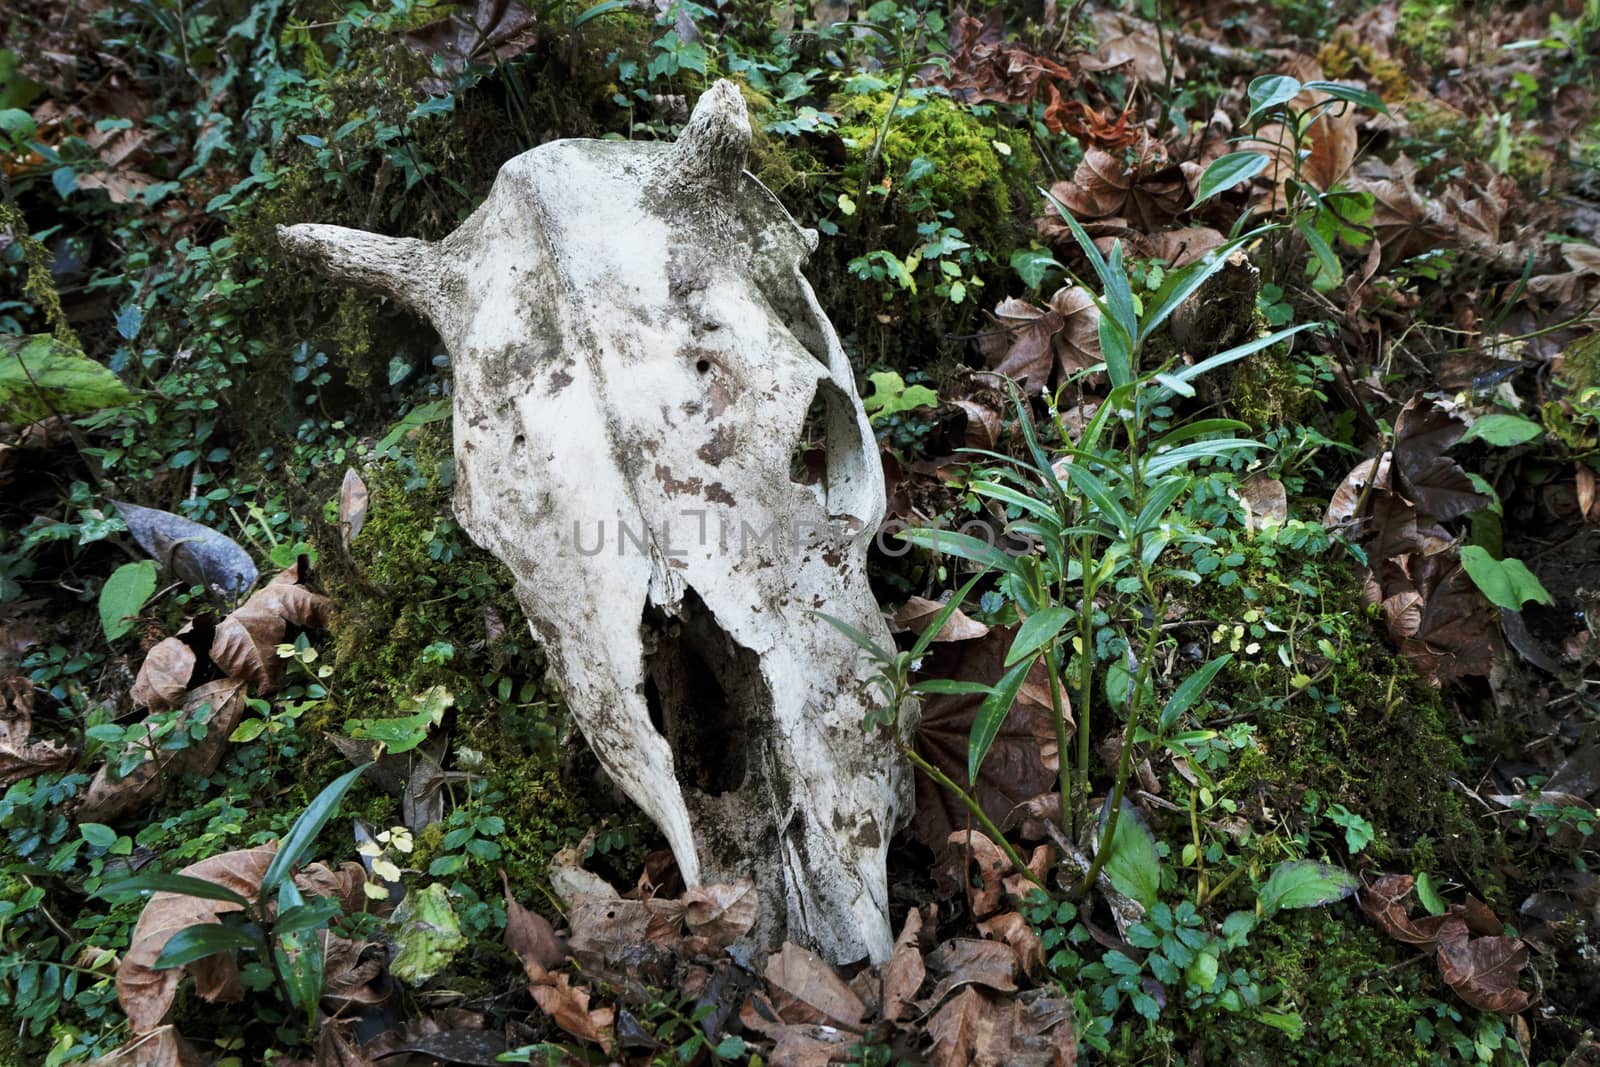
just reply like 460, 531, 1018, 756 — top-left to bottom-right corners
280, 81, 913, 964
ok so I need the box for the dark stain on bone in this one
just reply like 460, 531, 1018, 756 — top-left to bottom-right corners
654, 464, 703, 498
696, 425, 737, 465
548, 368, 573, 394
705, 482, 736, 506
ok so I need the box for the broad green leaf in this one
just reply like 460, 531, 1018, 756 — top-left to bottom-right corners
154, 923, 263, 969
1010, 247, 1060, 290
1192, 152, 1272, 207
1415, 871, 1447, 916
1, 334, 136, 424
1159, 653, 1233, 733
273, 880, 324, 1029
79, 823, 117, 849
969, 656, 1033, 783
95, 872, 251, 907
98, 560, 158, 642
1459, 546, 1553, 611
229, 718, 268, 743
1458, 413, 1544, 447
388, 882, 467, 985
1005, 606, 1072, 666
1096, 799, 1160, 908
864, 371, 939, 423
1257, 860, 1358, 916
1247, 75, 1301, 123
258, 763, 371, 902
346, 686, 453, 755
897, 527, 1021, 576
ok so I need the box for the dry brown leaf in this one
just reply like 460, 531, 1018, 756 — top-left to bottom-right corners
567, 897, 680, 982
937, 829, 1012, 919
502, 869, 566, 972
1240, 473, 1288, 532
765, 942, 866, 1029
682, 878, 758, 947
892, 596, 989, 642
925, 938, 1020, 1003
529, 970, 615, 1050
293, 860, 368, 915
1578, 464, 1596, 522
340, 468, 370, 546
116, 844, 276, 1033
77, 679, 248, 823
1076, 9, 1177, 82
85, 1025, 204, 1066
130, 637, 197, 712
320, 933, 386, 1011
977, 911, 1045, 978
1325, 453, 1392, 531
209, 601, 286, 691
1392, 396, 1489, 522
882, 908, 926, 1023
0, 674, 75, 788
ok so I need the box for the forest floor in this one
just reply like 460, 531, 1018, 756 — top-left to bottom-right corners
2, 0, 1600, 1064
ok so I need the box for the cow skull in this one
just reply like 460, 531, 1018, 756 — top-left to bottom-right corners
279, 81, 913, 964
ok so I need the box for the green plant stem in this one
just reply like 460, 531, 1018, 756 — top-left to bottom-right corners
1199, 862, 1248, 907
1045, 643, 1073, 836
902, 745, 1044, 890
1074, 538, 1096, 837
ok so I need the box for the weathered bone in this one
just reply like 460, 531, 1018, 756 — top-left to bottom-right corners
280, 80, 913, 964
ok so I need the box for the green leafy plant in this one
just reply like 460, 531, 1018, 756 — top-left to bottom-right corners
94, 763, 370, 1033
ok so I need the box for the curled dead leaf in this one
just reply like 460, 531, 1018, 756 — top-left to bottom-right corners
765, 941, 866, 1029
130, 636, 197, 712
892, 596, 989, 642
1, 674, 75, 789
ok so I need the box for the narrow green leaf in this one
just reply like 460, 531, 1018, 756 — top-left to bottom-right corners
95, 873, 252, 907
1159, 653, 1233, 733
1302, 80, 1389, 115
897, 528, 1021, 576
912, 679, 996, 696
810, 610, 894, 663
1006, 607, 1073, 666
968, 656, 1033, 783
258, 763, 371, 903
1169, 323, 1316, 386
1192, 152, 1272, 207
1131, 475, 1191, 538
1062, 464, 1132, 536
154, 923, 263, 969
908, 572, 987, 659
1149, 418, 1252, 450
1153, 372, 1195, 398
573, 0, 626, 25
274, 897, 342, 937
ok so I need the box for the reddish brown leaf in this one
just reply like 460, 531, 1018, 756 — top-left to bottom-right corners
1392, 396, 1490, 522
911, 628, 1062, 848
925, 937, 1021, 1003
977, 911, 1045, 978
1240, 473, 1287, 531
77, 679, 248, 823
1436, 936, 1532, 1014
936, 829, 1013, 919
340, 468, 370, 546
85, 1025, 205, 1067
320, 933, 385, 1011
528, 971, 615, 1050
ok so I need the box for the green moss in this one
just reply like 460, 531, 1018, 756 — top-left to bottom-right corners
834, 91, 1034, 253
1196, 910, 1436, 1065
1228, 348, 1323, 429
1318, 32, 1413, 102
1397, 0, 1458, 66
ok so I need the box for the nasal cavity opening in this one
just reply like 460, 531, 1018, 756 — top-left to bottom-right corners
788, 378, 868, 522
639, 588, 766, 797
